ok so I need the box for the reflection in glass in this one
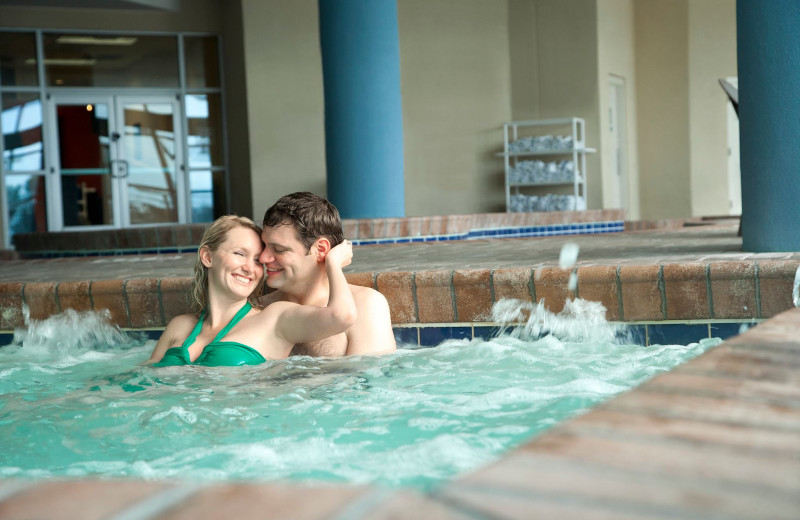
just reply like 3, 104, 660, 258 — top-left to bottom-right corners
123, 103, 178, 224
0, 31, 38, 87
2, 92, 44, 172
189, 170, 214, 223
184, 36, 220, 89
55, 103, 113, 226
43, 33, 178, 87
6, 174, 47, 240
186, 94, 224, 168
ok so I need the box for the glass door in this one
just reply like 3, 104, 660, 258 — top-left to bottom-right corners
46, 94, 184, 230
47, 94, 118, 229
116, 96, 183, 226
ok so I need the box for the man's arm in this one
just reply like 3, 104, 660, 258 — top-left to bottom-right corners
346, 287, 397, 355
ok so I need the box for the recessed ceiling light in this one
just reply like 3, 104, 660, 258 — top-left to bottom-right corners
55, 36, 138, 46
25, 58, 97, 66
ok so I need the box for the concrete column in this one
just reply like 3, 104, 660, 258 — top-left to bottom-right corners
737, 0, 800, 251
318, 0, 405, 218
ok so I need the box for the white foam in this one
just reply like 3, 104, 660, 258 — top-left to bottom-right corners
559, 242, 580, 269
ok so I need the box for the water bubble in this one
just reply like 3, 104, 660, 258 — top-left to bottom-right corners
559, 242, 580, 269
568, 272, 578, 291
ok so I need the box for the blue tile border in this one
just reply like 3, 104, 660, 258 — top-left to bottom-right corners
351, 220, 625, 246
647, 323, 710, 346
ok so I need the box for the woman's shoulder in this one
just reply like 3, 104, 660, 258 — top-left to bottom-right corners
165, 313, 200, 335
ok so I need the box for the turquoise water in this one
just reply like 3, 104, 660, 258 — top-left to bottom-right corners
0, 300, 720, 489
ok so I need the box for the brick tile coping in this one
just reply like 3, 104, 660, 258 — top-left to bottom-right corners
11, 209, 625, 257
1, 259, 797, 331
1, 307, 797, 519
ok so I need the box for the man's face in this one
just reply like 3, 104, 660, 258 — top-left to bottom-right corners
259, 224, 317, 291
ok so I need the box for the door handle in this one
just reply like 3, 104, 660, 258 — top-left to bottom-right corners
110, 159, 129, 179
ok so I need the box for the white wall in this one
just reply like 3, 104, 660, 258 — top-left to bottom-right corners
534, 0, 602, 210
398, 0, 512, 215
634, 0, 692, 219
240, 0, 327, 219
597, 0, 640, 219
688, 0, 738, 217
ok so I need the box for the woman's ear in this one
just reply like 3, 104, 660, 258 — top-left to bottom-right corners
200, 246, 213, 268
314, 237, 331, 262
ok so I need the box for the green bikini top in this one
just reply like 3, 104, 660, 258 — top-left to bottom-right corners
153, 302, 267, 367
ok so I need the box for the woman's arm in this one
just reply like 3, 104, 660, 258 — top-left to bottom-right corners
277, 240, 357, 345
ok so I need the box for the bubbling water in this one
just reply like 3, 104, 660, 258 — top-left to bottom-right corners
492, 297, 627, 344
0, 298, 721, 488
10, 305, 143, 360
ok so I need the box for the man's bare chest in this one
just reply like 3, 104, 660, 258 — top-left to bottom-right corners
290, 332, 348, 357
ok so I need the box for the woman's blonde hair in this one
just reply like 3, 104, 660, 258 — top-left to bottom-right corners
190, 215, 266, 314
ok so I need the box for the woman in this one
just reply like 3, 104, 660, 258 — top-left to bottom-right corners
145, 215, 355, 366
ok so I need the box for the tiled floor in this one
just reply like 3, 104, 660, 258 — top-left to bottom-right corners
2, 219, 792, 284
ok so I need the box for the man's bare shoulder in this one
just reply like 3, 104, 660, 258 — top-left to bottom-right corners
349, 283, 382, 300
346, 284, 396, 355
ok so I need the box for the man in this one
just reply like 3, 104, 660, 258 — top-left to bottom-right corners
258, 192, 397, 356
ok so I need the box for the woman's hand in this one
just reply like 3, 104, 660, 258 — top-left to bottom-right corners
326, 240, 353, 269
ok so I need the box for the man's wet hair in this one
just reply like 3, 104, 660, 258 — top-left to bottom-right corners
262, 191, 345, 250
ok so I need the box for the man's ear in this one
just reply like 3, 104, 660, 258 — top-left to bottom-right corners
313, 237, 331, 262
200, 246, 213, 268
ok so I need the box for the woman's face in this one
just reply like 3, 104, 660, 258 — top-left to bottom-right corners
202, 226, 265, 300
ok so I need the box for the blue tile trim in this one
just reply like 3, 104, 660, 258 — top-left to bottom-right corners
393, 327, 419, 347
419, 326, 472, 346
350, 220, 625, 247
710, 322, 747, 341
646, 323, 710, 346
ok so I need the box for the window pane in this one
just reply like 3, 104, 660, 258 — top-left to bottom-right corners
2, 92, 44, 172
189, 170, 214, 223
6, 174, 47, 240
0, 31, 38, 87
184, 36, 220, 89
186, 94, 223, 168
122, 102, 178, 224
43, 33, 179, 87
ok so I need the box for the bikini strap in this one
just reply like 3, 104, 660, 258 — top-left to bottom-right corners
180, 308, 207, 348
210, 302, 252, 343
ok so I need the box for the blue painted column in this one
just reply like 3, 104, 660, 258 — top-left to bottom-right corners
318, 0, 405, 218
737, 0, 800, 251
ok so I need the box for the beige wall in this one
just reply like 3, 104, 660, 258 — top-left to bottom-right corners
688, 0, 737, 217
633, 0, 736, 220
534, 0, 602, 210
240, 0, 326, 219
508, 0, 541, 121
398, 0, 512, 215
634, 0, 692, 219
597, 0, 640, 219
